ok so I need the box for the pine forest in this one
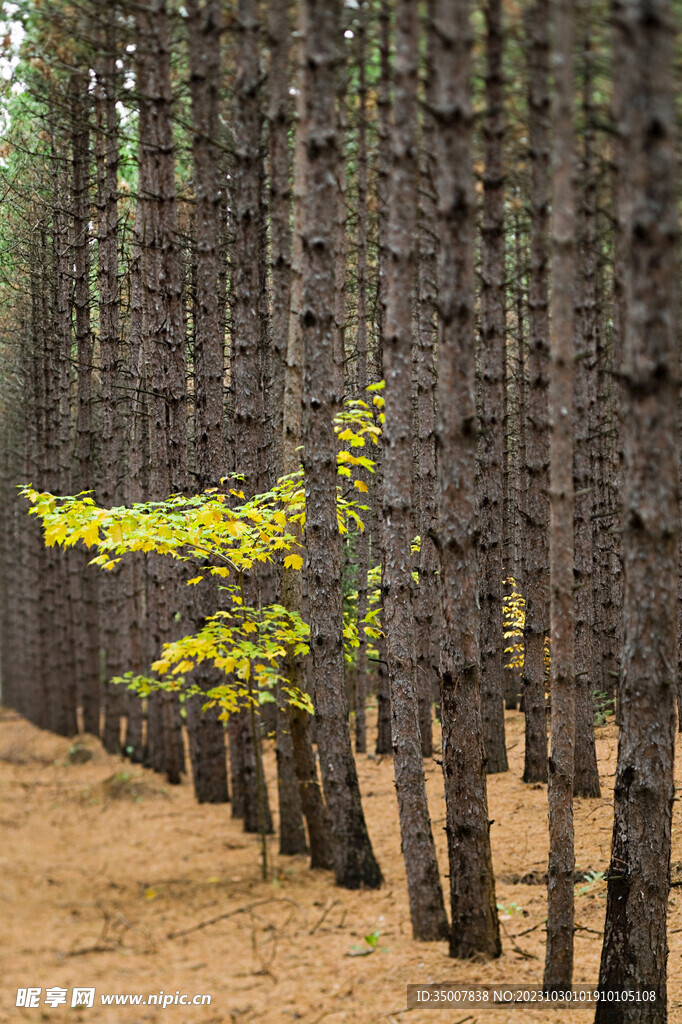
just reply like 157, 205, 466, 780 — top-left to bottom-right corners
0, 0, 680, 1021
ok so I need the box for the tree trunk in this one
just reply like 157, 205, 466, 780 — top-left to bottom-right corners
354, 0, 370, 757
522, 0, 550, 785
573, 23, 600, 798
596, 0, 678, 1017
301, 0, 381, 890
267, 0, 307, 854
413, 0, 439, 759
135, 0, 188, 785
478, 0, 508, 775
544, 0, 576, 992
432, 0, 500, 960
382, 0, 449, 943
230, 0, 274, 834
94, 41, 127, 757
185, 0, 230, 805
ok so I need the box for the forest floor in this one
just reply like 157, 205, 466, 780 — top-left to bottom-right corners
1, 706, 682, 1024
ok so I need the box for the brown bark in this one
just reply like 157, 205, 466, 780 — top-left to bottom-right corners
230, 0, 274, 835
413, 0, 439, 759
375, 0, 390, 383
375, 636, 392, 755
185, 0, 230, 805
135, 0, 188, 785
432, 0, 500, 959
544, 0, 576, 992
267, 0, 307, 855
478, 0, 508, 775
522, 0, 550, 785
354, 0, 369, 757
382, 0, 448, 942
69, 78, 100, 743
94, 42, 127, 757
301, 0, 381, 889
596, 0, 678, 1017
266, 0, 291, 482
573, 25, 600, 799
278, 9, 333, 870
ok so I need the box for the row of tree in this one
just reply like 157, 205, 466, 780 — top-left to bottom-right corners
0, 0, 678, 1016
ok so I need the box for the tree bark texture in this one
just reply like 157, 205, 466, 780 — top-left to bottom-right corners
478, 0, 508, 776
522, 0, 550, 785
301, 0, 381, 890
382, 0, 449, 942
596, 0, 678, 1018
432, 0, 500, 960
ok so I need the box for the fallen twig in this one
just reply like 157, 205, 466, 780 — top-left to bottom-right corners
511, 922, 543, 939
166, 896, 302, 941
64, 944, 117, 957
309, 898, 340, 935
500, 919, 539, 959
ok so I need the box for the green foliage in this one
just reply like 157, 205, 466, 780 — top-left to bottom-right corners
496, 901, 525, 918
593, 690, 615, 727
346, 929, 384, 957
21, 392, 385, 719
575, 870, 606, 897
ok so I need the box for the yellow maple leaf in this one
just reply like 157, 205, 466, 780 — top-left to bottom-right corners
283, 553, 303, 571
45, 522, 68, 547
79, 524, 99, 548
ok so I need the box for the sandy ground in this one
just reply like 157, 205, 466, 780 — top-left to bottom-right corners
1, 705, 681, 1024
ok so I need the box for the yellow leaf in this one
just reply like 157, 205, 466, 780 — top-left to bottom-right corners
45, 522, 68, 547
197, 506, 221, 527
80, 521, 100, 546
187, 576, 204, 586
273, 511, 287, 528
215, 659, 236, 675
106, 521, 123, 544
354, 480, 369, 493
283, 553, 303, 571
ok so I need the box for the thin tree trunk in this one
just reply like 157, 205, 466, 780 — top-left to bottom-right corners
432, 0, 500, 960
596, 0, 678, 1017
267, 0, 307, 854
354, 0, 369, 757
522, 0, 550, 785
478, 0, 508, 775
301, 0, 381, 890
573, 22, 600, 798
185, 0, 230, 805
544, 0, 576, 992
278, 7, 333, 870
414, 0, 439, 759
94, 41, 127, 757
382, 0, 449, 943
231, 0, 274, 835
135, 0, 188, 785
71, 75, 100, 743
